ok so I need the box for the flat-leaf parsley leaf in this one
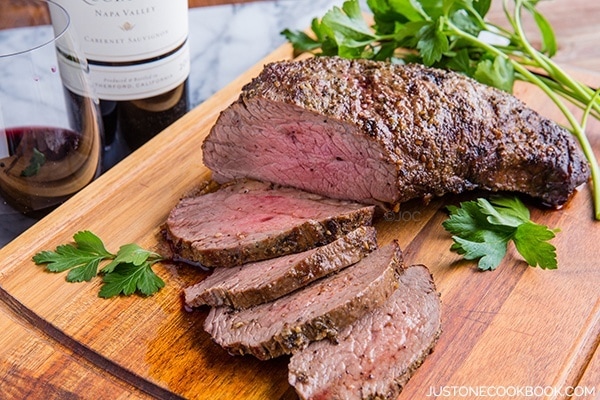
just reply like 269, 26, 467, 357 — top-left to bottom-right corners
99, 262, 165, 298
33, 231, 165, 298
32, 230, 114, 282
442, 197, 559, 270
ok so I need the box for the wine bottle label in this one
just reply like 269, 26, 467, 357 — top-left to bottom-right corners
51, 0, 190, 101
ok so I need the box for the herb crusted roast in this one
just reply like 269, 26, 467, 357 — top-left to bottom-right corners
184, 226, 378, 309
288, 264, 442, 400
203, 57, 589, 208
165, 179, 374, 268
203, 241, 403, 360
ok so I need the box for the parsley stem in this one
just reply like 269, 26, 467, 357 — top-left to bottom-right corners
509, 0, 600, 219
445, 17, 600, 220
509, 0, 600, 116
515, 71, 600, 220
528, 74, 600, 119
582, 90, 600, 131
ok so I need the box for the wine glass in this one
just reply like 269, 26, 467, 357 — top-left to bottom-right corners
0, 0, 103, 217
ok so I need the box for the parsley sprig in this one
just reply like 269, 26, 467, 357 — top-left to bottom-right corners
442, 196, 559, 270
283, 0, 600, 219
33, 231, 165, 298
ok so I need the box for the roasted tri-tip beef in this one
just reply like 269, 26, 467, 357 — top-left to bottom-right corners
288, 264, 442, 400
203, 241, 403, 360
165, 179, 375, 268
203, 57, 589, 208
184, 226, 378, 309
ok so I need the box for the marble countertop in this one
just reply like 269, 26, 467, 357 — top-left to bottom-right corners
0, 0, 344, 247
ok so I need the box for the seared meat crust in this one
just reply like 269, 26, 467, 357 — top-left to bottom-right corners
203, 57, 589, 207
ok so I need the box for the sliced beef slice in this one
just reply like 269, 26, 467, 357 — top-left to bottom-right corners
184, 226, 378, 309
165, 179, 375, 268
203, 241, 403, 360
288, 264, 442, 400
203, 57, 589, 208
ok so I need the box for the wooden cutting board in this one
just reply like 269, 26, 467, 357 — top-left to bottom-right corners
0, 43, 599, 399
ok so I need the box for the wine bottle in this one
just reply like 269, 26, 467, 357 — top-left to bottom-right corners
51, 0, 191, 151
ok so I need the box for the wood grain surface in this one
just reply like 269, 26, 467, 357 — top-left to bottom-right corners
0, 39, 598, 398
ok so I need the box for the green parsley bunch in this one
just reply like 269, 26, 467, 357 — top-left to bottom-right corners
443, 196, 558, 270
33, 231, 165, 298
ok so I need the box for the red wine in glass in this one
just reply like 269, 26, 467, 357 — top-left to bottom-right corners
0, 0, 104, 218
0, 123, 101, 214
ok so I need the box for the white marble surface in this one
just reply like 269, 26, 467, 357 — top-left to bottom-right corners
0, 0, 344, 247
187, 0, 344, 107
